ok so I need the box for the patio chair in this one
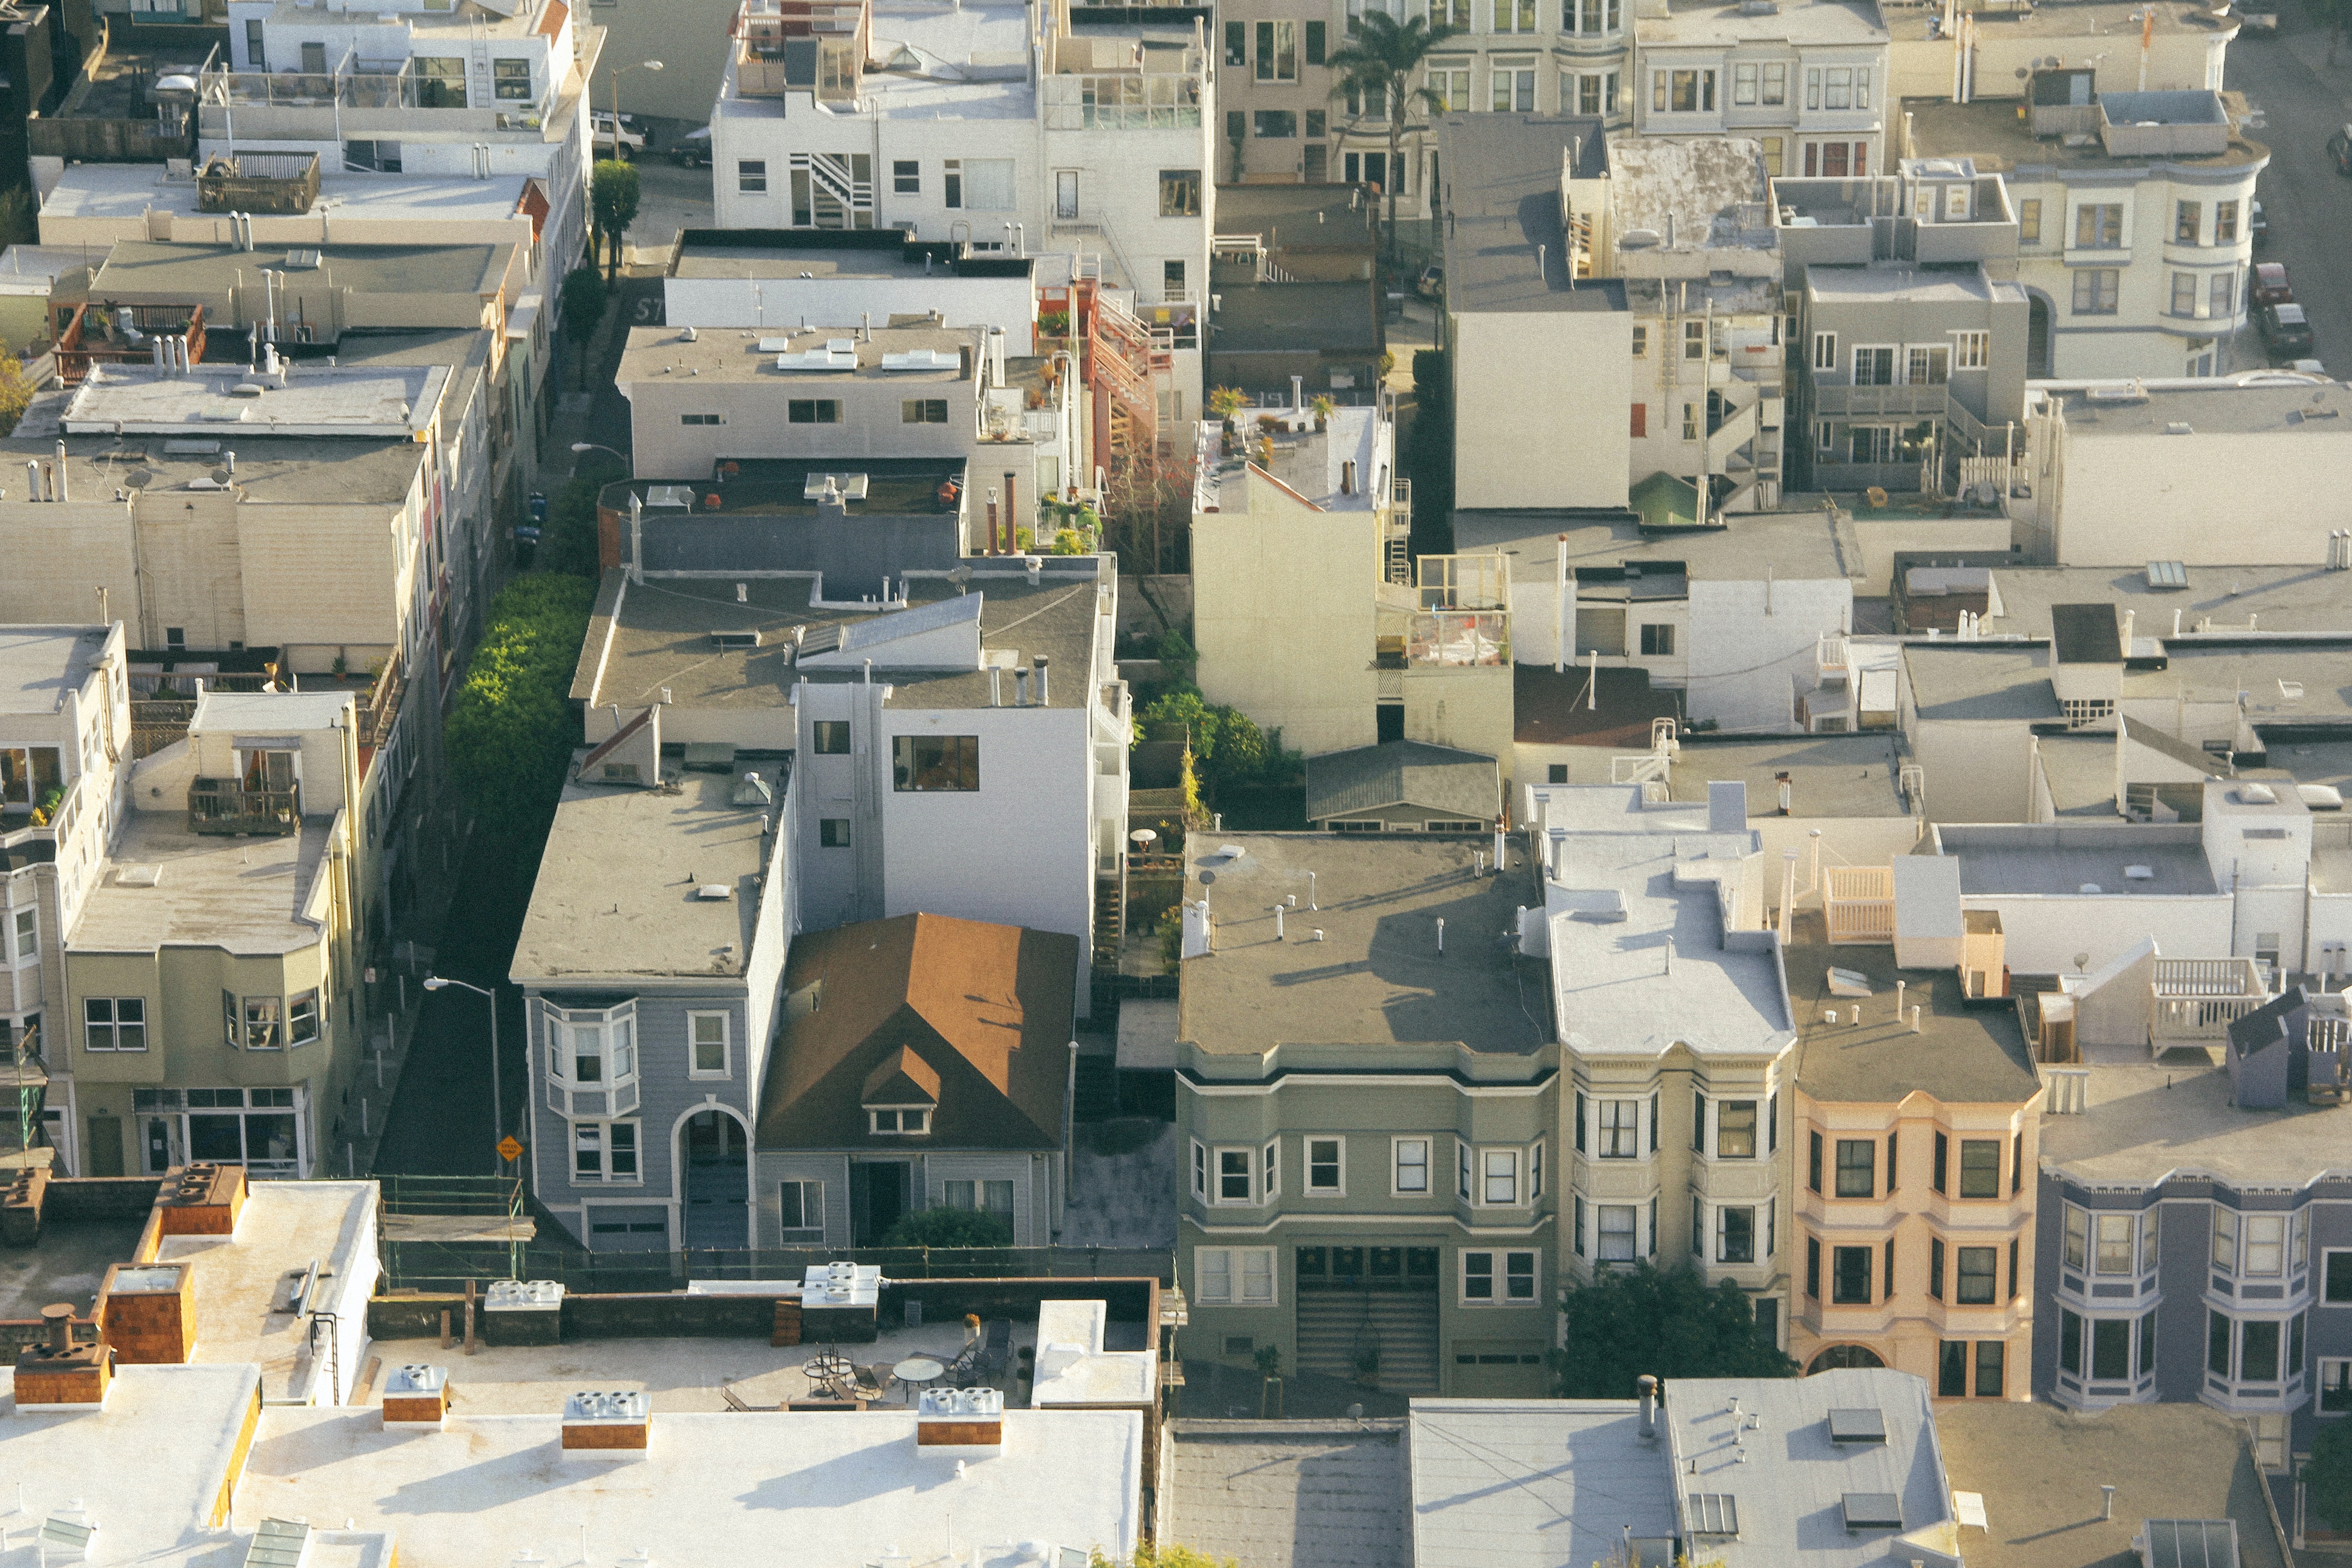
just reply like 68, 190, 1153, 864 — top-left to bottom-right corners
976, 1318, 1013, 1377
944, 1342, 984, 1389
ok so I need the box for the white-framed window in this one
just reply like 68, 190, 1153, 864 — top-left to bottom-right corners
1481, 1147, 1520, 1205
1462, 1249, 1539, 1303
1529, 1138, 1544, 1199
1196, 1245, 1276, 1304
1307, 1137, 1345, 1193
2322, 1357, 2352, 1414
944, 1178, 1014, 1216
1904, 344, 1950, 386
1457, 1139, 1473, 1200
289, 989, 321, 1048
1597, 1204, 1637, 1261
1734, 61, 1758, 103
1717, 1203, 1757, 1263
83, 997, 147, 1052
2323, 1247, 2352, 1303
688, 1011, 731, 1078
573, 1119, 642, 1183
1216, 1146, 1258, 1204
1393, 1136, 1431, 1194
1813, 331, 1838, 371
2213, 1206, 2303, 1277
779, 1179, 825, 1242
1191, 1139, 1209, 1199
545, 999, 639, 1088
868, 1106, 932, 1135
1264, 1139, 1281, 1198
1953, 330, 1989, 369
7, 905, 35, 963
1489, 65, 1536, 110
1598, 1098, 1640, 1157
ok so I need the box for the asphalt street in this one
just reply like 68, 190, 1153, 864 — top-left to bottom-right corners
2227, 7, 2352, 373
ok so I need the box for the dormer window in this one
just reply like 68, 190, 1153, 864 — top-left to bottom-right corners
862, 1045, 938, 1138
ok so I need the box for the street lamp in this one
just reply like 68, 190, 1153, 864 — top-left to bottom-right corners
570, 441, 630, 476
607, 59, 663, 158
423, 976, 504, 1176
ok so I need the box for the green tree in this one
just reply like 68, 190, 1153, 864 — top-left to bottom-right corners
0, 190, 36, 251
2313, 1419, 2352, 1531
880, 1207, 1014, 1247
0, 353, 32, 437
1326, 11, 1460, 265
591, 159, 642, 281
445, 574, 599, 843
1090, 1545, 1240, 1568
1401, 346, 1454, 555
560, 266, 608, 389
536, 451, 626, 578
1548, 1264, 1798, 1398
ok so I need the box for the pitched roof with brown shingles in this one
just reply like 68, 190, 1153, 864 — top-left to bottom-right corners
757, 912, 1075, 1151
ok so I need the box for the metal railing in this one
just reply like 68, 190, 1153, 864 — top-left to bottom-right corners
56, 303, 207, 386
379, 1174, 525, 1216
187, 778, 300, 836
378, 1241, 1176, 1294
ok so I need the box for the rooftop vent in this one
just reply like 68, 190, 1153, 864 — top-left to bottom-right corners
2125, 864, 2155, 879
561, 1389, 650, 1459
879, 348, 962, 371
281, 249, 322, 270
2236, 784, 2278, 805
709, 630, 761, 650
242, 1518, 313, 1568
644, 484, 695, 509
802, 471, 871, 500
39, 1513, 97, 1562
1827, 967, 1871, 997
776, 341, 860, 372
2145, 560, 2189, 589
696, 883, 734, 900
382, 1362, 450, 1427
117, 865, 162, 887
2166, 421, 2195, 435
1842, 1494, 1903, 1532
756, 337, 794, 352
2279, 679, 2305, 701
1827, 1407, 1887, 1445
1686, 1495, 1740, 1536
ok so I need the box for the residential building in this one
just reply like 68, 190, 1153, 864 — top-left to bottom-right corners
1772, 160, 2029, 496
2031, 983, 2352, 1466
1883, 0, 2235, 104
1530, 780, 1795, 1344
1191, 400, 1475, 763
566, 553, 1127, 1011
199, 0, 600, 296
1631, 0, 1890, 180
1936, 1400, 2291, 1568
1203, 276, 1386, 410
0, 622, 132, 1173
1903, 73, 2267, 380
66, 688, 367, 1179
755, 911, 1074, 1247
1209, 183, 1379, 283
24, 29, 205, 189
1173, 832, 1559, 1397
1784, 914, 2043, 1394
1, 0, 99, 207
1435, 114, 1630, 511
1215, 0, 1339, 184
1303, 740, 1500, 832
38, 163, 548, 253
0, 359, 471, 941
509, 725, 794, 1251
2015, 377, 2352, 565
1407, 1369, 1960, 1568
707, 0, 1216, 316
1452, 510, 1857, 745
1885, 550, 2352, 641
612, 322, 1082, 513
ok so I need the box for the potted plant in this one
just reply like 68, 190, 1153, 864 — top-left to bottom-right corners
1208, 385, 1246, 431
1254, 1344, 1284, 1420
1311, 394, 1335, 433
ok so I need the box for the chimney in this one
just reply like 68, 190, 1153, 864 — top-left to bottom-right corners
2100, 1486, 2117, 1521
26, 461, 42, 502
990, 666, 1003, 707
1775, 770, 1792, 815
224, 451, 235, 476
861, 311, 872, 342
383, 1363, 451, 1428
1003, 471, 1017, 550
1291, 373, 1304, 412
1033, 655, 1049, 706
2120, 608, 2135, 654
561, 1389, 650, 1459
14, 1302, 112, 1411
45, 1301, 72, 1356
1637, 1375, 1657, 1440
1014, 666, 1031, 706
54, 442, 69, 503
986, 490, 1000, 555
1025, 556, 1042, 586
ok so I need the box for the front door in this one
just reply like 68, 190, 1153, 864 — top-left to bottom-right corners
851, 1160, 911, 1244
142, 1113, 182, 1175
681, 1109, 750, 1249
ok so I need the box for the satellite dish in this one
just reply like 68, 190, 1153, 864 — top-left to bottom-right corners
2073, 952, 2091, 971
1200, 870, 1216, 886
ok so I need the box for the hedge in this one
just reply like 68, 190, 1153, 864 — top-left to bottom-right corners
446, 574, 598, 841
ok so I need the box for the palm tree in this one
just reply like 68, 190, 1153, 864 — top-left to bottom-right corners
1326, 11, 1460, 266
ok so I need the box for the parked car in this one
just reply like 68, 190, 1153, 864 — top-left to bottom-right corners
2259, 301, 2314, 358
591, 110, 647, 159
2330, 125, 2352, 174
2251, 261, 2293, 308
1415, 262, 1444, 300
2249, 200, 2269, 248
672, 126, 713, 167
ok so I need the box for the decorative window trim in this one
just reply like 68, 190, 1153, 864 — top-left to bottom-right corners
688, 1010, 732, 1079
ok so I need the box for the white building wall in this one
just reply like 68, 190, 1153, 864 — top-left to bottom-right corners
1452, 308, 1632, 510
2045, 427, 2352, 566
665, 275, 1039, 351
1960, 892, 2234, 975
1685, 577, 1849, 731
1911, 717, 2037, 823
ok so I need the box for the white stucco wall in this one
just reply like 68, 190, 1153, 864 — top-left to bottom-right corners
1961, 892, 2233, 974
1686, 577, 1851, 732
2049, 429, 2352, 566
1451, 308, 1632, 510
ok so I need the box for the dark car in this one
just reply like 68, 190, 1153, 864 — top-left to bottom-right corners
2250, 199, 2269, 247
672, 126, 713, 167
2260, 302, 2314, 358
2332, 126, 2352, 174
2252, 261, 2293, 308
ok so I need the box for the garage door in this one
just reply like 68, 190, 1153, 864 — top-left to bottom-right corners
1449, 1340, 1549, 1397
584, 1204, 671, 1251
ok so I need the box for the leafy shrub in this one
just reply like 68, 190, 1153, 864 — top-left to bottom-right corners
446, 575, 598, 842
880, 1207, 1014, 1247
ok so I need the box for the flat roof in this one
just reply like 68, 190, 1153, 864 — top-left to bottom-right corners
1932, 823, 2217, 895
0, 624, 110, 714
40, 164, 535, 229
2124, 639, 2352, 725
158, 1182, 376, 1403
2031, 733, 2118, 817
1807, 265, 2024, 306
1901, 643, 2062, 722
1435, 115, 1617, 316
1606, 137, 1774, 254
1533, 785, 1793, 1061
1514, 663, 1684, 749
512, 764, 775, 984
235, 1407, 1143, 1568
617, 323, 978, 385
715, 0, 1038, 122
1904, 92, 2268, 171
73, 812, 333, 956
1637, 0, 1886, 46
0, 422, 428, 506
1935, 1397, 2288, 1568
1209, 280, 1381, 355
1921, 558, 2352, 640
1174, 1421, 1405, 1568
2038, 1042, 2352, 1187
577, 564, 1107, 716
1787, 929, 2041, 1104
670, 235, 1034, 282
1176, 834, 1551, 1059
2042, 376, 2352, 436
54, 362, 446, 439
1529, 735, 1913, 817
1665, 1370, 1950, 1568
1453, 509, 1857, 585
1880, 0, 2235, 44
1407, 1400, 1677, 1568
86, 239, 514, 301
1196, 405, 1387, 513
1210, 184, 1380, 250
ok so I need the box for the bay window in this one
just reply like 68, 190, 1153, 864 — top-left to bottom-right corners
544, 998, 641, 1118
